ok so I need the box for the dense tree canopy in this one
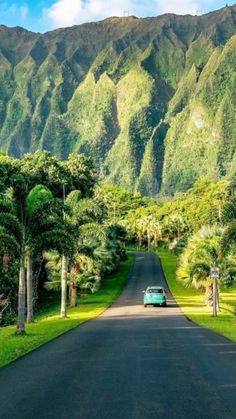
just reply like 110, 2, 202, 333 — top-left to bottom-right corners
0, 152, 126, 330
1, 148, 236, 329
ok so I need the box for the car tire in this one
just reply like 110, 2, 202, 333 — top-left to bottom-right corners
163, 302, 167, 307
144, 304, 147, 308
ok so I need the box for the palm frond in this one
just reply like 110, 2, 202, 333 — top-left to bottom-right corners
26, 185, 53, 216
34, 229, 74, 257
222, 222, 236, 254
0, 231, 20, 255
0, 197, 14, 213
223, 198, 236, 223
0, 213, 22, 244
79, 223, 106, 242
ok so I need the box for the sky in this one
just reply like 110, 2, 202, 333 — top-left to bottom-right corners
0, 0, 235, 33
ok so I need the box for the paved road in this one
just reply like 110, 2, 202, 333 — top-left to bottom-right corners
1, 252, 236, 419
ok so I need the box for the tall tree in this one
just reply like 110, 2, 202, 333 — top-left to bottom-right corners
65, 191, 104, 308
25, 184, 73, 322
177, 226, 236, 306
0, 196, 22, 329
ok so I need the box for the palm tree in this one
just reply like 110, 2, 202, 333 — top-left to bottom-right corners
135, 218, 146, 249
26, 185, 73, 322
44, 224, 106, 307
69, 248, 98, 306
66, 191, 105, 308
0, 197, 22, 259
31, 189, 74, 320
135, 215, 162, 251
7, 177, 73, 332
25, 185, 53, 323
0, 196, 22, 331
43, 193, 100, 315
152, 221, 162, 249
60, 192, 125, 309
162, 214, 188, 247
177, 226, 236, 307
0, 294, 9, 324
222, 191, 236, 255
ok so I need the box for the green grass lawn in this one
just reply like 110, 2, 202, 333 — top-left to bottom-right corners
0, 254, 133, 368
158, 249, 236, 342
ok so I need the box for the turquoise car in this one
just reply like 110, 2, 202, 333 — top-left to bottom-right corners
143, 286, 167, 307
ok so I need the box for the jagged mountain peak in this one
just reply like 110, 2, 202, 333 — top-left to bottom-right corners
1, 5, 236, 195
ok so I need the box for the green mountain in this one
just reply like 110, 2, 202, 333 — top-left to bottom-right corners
1, 5, 236, 195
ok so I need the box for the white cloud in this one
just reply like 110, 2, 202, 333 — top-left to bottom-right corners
0, 2, 29, 21
44, 0, 132, 28
44, 0, 203, 29
45, 0, 82, 28
20, 5, 29, 20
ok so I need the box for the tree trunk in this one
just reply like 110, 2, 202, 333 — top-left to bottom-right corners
3, 253, 11, 272
154, 233, 157, 249
147, 230, 151, 251
205, 283, 213, 308
213, 278, 217, 317
16, 262, 26, 334
138, 235, 142, 249
216, 281, 220, 312
26, 254, 34, 323
69, 262, 79, 308
70, 285, 77, 308
60, 255, 68, 318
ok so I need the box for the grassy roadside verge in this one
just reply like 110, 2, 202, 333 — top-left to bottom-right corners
158, 249, 236, 342
0, 254, 133, 368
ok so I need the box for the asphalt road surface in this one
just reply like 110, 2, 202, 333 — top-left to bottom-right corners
1, 252, 236, 419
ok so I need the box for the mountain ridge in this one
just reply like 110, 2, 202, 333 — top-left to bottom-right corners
1, 4, 236, 194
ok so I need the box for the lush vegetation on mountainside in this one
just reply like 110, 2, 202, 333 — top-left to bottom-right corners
1, 6, 236, 194
0, 151, 127, 333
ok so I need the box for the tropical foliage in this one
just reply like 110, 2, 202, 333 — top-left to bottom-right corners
103, 177, 236, 307
1, 145, 236, 331
176, 227, 236, 306
0, 152, 126, 332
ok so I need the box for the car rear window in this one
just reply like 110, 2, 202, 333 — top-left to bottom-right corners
147, 289, 163, 294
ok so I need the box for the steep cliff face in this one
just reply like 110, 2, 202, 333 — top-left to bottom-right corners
1, 6, 236, 194
162, 32, 236, 193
